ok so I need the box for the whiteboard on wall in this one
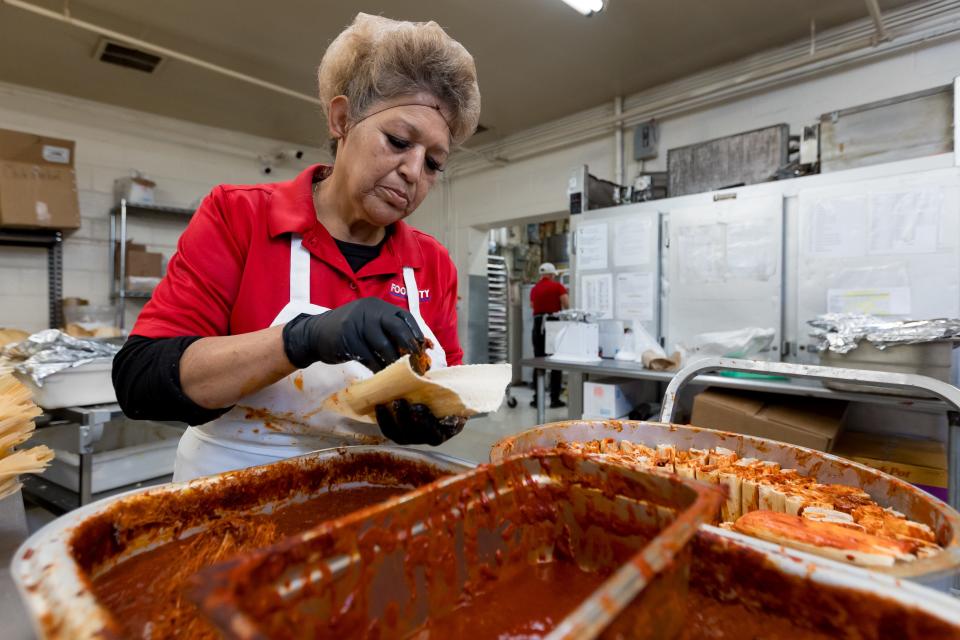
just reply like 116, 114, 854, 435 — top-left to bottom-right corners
797, 167, 960, 340
570, 204, 661, 337
664, 194, 784, 358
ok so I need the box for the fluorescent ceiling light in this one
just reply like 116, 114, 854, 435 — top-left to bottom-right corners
560, 0, 604, 16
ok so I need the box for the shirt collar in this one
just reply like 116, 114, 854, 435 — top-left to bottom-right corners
272, 164, 425, 276
267, 164, 331, 238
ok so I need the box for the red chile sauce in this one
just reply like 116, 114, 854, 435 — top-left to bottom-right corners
69, 452, 449, 640
408, 561, 609, 638
90, 486, 407, 639
68, 453, 957, 640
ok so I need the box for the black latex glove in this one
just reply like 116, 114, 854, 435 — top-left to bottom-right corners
282, 298, 425, 372
375, 400, 466, 446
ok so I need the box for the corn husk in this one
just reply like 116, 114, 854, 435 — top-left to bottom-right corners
0, 374, 52, 498
323, 355, 512, 423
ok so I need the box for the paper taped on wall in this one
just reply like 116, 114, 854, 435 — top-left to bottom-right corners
576, 222, 608, 270
615, 272, 654, 322
725, 221, 777, 281
678, 223, 725, 284
612, 217, 653, 267
809, 187, 944, 258
868, 189, 942, 255
580, 273, 613, 318
810, 195, 869, 258
826, 287, 912, 316
677, 221, 777, 285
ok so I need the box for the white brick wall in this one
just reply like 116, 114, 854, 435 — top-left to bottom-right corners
0, 81, 327, 333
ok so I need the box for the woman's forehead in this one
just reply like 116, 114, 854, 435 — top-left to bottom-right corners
374, 103, 451, 151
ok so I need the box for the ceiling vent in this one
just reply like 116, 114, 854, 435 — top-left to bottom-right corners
93, 38, 164, 73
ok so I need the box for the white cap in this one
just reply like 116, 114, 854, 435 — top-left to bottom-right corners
539, 262, 558, 275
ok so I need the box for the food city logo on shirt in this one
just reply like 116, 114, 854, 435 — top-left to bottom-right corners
389, 282, 431, 302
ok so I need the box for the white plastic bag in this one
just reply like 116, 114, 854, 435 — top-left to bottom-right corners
677, 327, 775, 366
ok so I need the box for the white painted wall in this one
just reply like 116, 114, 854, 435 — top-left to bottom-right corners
0, 81, 327, 333
623, 38, 960, 179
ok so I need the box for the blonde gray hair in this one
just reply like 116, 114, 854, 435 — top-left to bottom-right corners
318, 13, 481, 153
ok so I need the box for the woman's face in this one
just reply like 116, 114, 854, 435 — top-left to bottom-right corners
332, 92, 452, 227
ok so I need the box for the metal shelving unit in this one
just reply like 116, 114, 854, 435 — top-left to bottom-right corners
487, 255, 509, 363
109, 198, 193, 329
0, 228, 63, 328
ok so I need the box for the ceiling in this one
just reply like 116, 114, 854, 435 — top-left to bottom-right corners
0, 0, 918, 147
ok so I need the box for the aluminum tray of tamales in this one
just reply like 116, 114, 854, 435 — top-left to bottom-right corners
491, 420, 960, 585
187, 452, 722, 639
12, 446, 473, 639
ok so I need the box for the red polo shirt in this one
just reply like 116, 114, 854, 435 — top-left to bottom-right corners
132, 164, 463, 365
530, 277, 567, 314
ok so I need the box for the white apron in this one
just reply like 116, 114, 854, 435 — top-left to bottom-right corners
172, 234, 447, 481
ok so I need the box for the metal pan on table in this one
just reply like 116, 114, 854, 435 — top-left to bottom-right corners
689, 526, 960, 639
188, 452, 723, 640
12, 445, 474, 640
491, 419, 960, 585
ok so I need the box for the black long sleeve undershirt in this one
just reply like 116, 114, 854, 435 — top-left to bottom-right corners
112, 335, 232, 426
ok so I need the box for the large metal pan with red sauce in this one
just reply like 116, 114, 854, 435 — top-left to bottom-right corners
11, 445, 473, 640
683, 526, 960, 640
491, 420, 960, 585
187, 452, 723, 640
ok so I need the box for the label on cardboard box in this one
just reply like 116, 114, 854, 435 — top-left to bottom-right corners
41, 145, 71, 164
35, 201, 50, 224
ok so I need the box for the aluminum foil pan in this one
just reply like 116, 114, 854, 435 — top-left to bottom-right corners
809, 313, 960, 354
490, 420, 960, 585
188, 452, 722, 640
11, 446, 474, 640
3, 330, 119, 385
692, 526, 960, 638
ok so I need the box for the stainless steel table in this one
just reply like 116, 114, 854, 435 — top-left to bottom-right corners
23, 404, 127, 514
522, 357, 948, 424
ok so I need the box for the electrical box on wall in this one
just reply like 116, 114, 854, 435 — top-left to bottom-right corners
633, 120, 659, 161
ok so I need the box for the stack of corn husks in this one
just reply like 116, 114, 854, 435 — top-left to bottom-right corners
0, 374, 53, 499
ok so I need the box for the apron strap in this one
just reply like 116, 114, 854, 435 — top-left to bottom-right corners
402, 266, 447, 368
402, 266, 422, 319
290, 235, 311, 304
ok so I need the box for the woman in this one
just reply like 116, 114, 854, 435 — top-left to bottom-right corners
112, 13, 481, 481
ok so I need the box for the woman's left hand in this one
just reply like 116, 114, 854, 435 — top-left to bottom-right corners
375, 400, 466, 446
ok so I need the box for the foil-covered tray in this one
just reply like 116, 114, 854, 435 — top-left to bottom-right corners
188, 453, 723, 640
12, 446, 474, 640
690, 526, 960, 639
3, 329, 119, 386
490, 420, 960, 585
809, 313, 960, 354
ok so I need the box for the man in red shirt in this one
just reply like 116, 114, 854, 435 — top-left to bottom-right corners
530, 263, 569, 407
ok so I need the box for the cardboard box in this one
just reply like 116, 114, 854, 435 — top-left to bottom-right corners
584, 378, 647, 419
0, 128, 80, 229
114, 174, 156, 205
833, 430, 947, 500
691, 388, 846, 452
114, 241, 163, 277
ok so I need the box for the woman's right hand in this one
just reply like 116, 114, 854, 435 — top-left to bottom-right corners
282, 298, 425, 372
